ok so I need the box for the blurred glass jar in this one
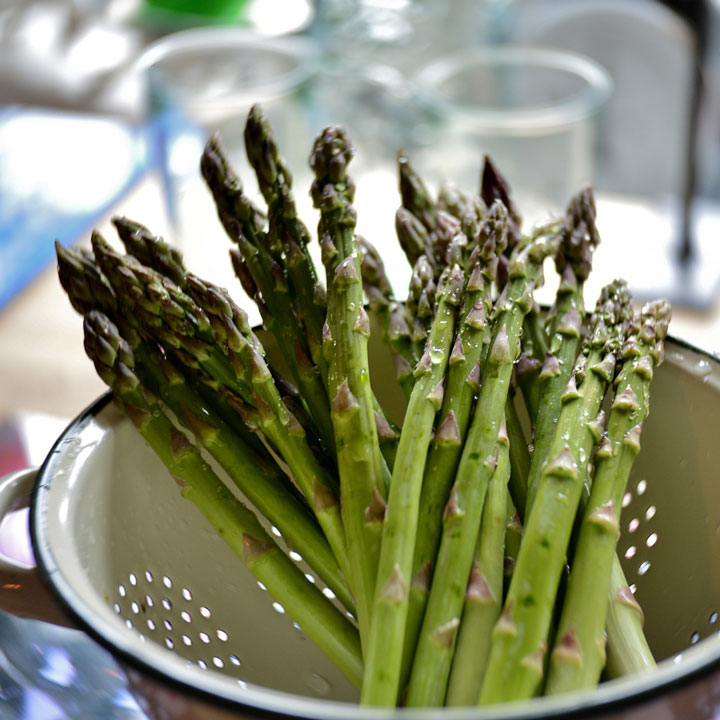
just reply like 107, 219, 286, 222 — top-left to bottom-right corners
137, 28, 319, 307
413, 46, 613, 225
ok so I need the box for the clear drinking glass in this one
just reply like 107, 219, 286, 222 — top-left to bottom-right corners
414, 46, 613, 226
137, 28, 318, 308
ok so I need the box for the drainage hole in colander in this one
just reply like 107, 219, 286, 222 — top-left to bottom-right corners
628, 518, 639, 533
182, 588, 193, 601
200, 606, 211, 618
181, 610, 192, 623
646, 533, 658, 547
710, 612, 718, 624
622, 492, 632, 508
182, 634, 192, 646
690, 632, 700, 645
646, 505, 656, 520
636, 479, 647, 495
289, 551, 303, 562
162, 598, 172, 611
638, 561, 651, 576
162, 575, 173, 589
272, 602, 285, 614
624, 546, 636, 559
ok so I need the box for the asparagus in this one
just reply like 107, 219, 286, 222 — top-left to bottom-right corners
401, 200, 508, 680
361, 264, 464, 706
112, 216, 186, 288
359, 236, 418, 398
445, 418, 511, 705
91, 234, 350, 580
398, 150, 436, 235
546, 299, 670, 694
200, 135, 335, 451
310, 125, 388, 649
82, 310, 362, 686
525, 188, 601, 512
479, 279, 633, 704
243, 105, 329, 375
405, 224, 562, 708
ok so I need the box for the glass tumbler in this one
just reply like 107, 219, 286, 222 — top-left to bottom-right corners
414, 46, 612, 226
137, 28, 318, 309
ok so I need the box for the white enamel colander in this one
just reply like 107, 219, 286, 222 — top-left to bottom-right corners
2, 334, 720, 720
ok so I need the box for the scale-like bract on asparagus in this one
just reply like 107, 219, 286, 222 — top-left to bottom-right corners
546, 299, 670, 695
479, 279, 633, 704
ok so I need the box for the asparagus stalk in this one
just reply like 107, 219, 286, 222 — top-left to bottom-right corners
243, 105, 329, 375
401, 201, 508, 680
445, 418, 511, 706
361, 264, 464, 706
359, 236, 418, 399
91, 234, 350, 580
200, 135, 334, 451
525, 188, 601, 512
310, 125, 389, 649
405, 225, 562, 708
546, 299, 670, 694
82, 310, 362, 686
479, 279, 633, 704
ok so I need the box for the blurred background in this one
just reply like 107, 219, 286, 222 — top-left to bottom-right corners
1, 1, 720, 716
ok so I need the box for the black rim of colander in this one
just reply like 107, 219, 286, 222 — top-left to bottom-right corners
28, 335, 720, 719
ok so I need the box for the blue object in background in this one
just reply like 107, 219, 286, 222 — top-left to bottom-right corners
0, 107, 149, 310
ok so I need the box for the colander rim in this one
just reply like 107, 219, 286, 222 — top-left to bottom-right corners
28, 334, 720, 719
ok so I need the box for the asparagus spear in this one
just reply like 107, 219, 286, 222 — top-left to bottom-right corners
401, 200, 508, 680
243, 105, 329, 375
200, 135, 334, 451
479, 279, 633, 704
112, 216, 186, 288
310, 125, 389, 649
359, 236, 418, 399
405, 224, 562, 708
525, 188, 601, 513
361, 264, 464, 706
82, 310, 362, 686
91, 234, 350, 580
546, 299, 670, 694
445, 418, 511, 705
398, 150, 436, 235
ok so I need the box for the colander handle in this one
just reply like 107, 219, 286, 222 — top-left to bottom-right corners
0, 468, 76, 627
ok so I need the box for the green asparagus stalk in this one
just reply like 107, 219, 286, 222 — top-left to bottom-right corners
200, 135, 334, 451
401, 200, 508, 680
243, 105, 329, 374
359, 236, 418, 399
91, 234, 350, 580
525, 188, 601, 512
82, 310, 362, 686
405, 224, 563, 708
445, 418, 511, 706
310, 125, 389, 649
546, 299, 670, 694
479, 279, 633, 704
361, 264, 464, 706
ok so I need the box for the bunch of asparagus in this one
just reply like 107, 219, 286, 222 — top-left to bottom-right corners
56, 104, 671, 708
